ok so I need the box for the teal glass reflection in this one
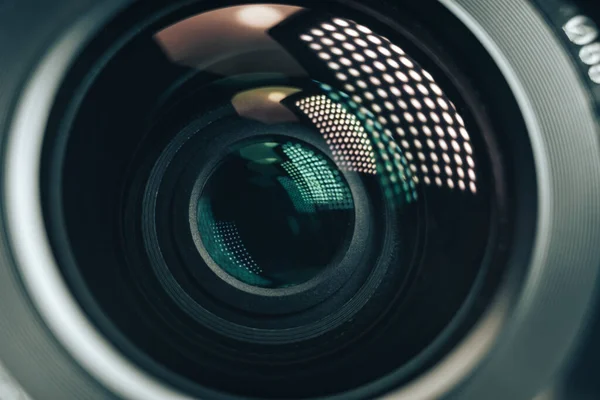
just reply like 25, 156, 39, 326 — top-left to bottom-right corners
197, 139, 355, 289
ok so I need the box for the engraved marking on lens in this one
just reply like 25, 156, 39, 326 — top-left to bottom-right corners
564, 16, 599, 45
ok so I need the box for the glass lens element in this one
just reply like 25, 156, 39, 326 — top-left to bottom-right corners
197, 139, 355, 289
51, 2, 501, 397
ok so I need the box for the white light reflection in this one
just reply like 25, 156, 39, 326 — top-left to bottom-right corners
236, 5, 285, 28
298, 16, 480, 194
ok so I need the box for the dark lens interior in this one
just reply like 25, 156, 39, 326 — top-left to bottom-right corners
198, 138, 355, 289
41, 2, 514, 399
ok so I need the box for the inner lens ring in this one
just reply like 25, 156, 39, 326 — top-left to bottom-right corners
185, 126, 371, 303
141, 115, 401, 341
193, 136, 357, 291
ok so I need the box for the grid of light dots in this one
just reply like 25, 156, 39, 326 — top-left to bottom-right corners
279, 162, 316, 211
301, 88, 418, 203
299, 18, 478, 194
277, 176, 316, 214
281, 143, 354, 211
296, 95, 377, 175
211, 221, 265, 284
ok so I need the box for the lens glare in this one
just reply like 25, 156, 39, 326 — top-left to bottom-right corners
197, 138, 355, 289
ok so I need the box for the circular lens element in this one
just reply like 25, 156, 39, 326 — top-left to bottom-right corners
40, 2, 516, 399
197, 139, 355, 289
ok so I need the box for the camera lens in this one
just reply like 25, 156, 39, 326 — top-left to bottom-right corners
6, 0, 600, 399
197, 138, 355, 289
8, 1, 557, 399
40, 3, 502, 397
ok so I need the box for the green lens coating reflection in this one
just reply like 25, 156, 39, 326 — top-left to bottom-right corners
197, 138, 355, 289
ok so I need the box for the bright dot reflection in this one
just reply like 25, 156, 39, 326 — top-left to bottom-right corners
237, 5, 284, 28
268, 91, 287, 103
296, 14, 479, 195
